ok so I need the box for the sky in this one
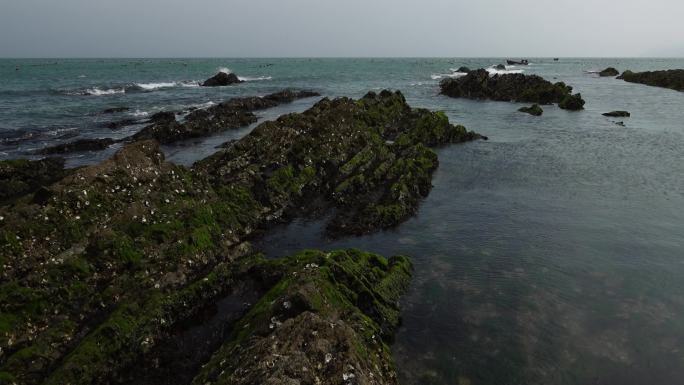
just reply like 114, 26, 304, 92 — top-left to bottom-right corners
1, 0, 683, 58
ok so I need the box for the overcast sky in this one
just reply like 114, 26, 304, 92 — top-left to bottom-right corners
1, 0, 683, 58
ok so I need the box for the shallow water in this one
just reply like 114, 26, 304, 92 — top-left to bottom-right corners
3, 58, 684, 384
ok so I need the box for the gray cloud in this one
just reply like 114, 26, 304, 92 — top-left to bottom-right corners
1, 0, 682, 57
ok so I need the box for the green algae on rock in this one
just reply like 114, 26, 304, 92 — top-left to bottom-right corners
197, 90, 484, 236
0, 90, 480, 384
439, 69, 586, 110
191, 249, 412, 385
518, 104, 543, 116
618, 69, 684, 92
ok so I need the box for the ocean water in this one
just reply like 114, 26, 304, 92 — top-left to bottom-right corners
2, 58, 684, 384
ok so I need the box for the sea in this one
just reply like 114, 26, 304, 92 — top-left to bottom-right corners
1, 58, 684, 385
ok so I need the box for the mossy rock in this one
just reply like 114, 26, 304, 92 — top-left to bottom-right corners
518, 104, 543, 116
599, 67, 619, 77
618, 69, 684, 92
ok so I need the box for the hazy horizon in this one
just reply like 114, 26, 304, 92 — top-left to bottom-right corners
2, 0, 684, 58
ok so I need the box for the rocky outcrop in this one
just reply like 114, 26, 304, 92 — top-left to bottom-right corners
494, 64, 506, 70
37, 138, 117, 154
0, 90, 481, 385
201, 72, 243, 87
456, 66, 471, 73
558, 93, 586, 111
603, 111, 630, 117
0, 157, 69, 202
618, 69, 684, 92
132, 90, 321, 144
197, 90, 484, 236
440, 69, 585, 110
518, 104, 543, 116
599, 67, 619, 77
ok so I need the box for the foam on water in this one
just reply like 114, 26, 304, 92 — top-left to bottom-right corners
81, 87, 126, 96
237, 75, 273, 81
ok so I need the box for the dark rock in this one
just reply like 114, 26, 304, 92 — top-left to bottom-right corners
554, 58, 560, 61
102, 107, 130, 114
37, 138, 117, 154
518, 104, 543, 116
148, 111, 176, 123
102, 118, 139, 130
456, 66, 471, 73
599, 67, 619, 77
507, 59, 529, 65
614, 121, 626, 127
440, 69, 585, 110
618, 69, 684, 92
558, 93, 586, 111
494, 64, 506, 70
132, 90, 321, 144
201, 72, 243, 87
603, 111, 630, 117
0, 157, 68, 202
0, 91, 480, 385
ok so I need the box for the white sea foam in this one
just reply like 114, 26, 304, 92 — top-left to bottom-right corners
45, 127, 79, 136
135, 82, 178, 90
237, 75, 273, 81
486, 66, 524, 75
83, 87, 125, 96
131, 110, 149, 117
218, 67, 232, 74
431, 72, 467, 80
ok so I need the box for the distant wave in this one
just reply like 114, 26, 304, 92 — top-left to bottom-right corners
131, 81, 200, 91
238, 75, 273, 81
431, 72, 467, 80
81, 87, 126, 96
67, 80, 200, 96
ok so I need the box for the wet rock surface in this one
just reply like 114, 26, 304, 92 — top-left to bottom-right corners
132, 90, 321, 144
197, 90, 483, 236
36, 138, 118, 155
518, 104, 543, 116
201, 72, 243, 87
0, 157, 69, 203
102, 107, 130, 114
0, 90, 479, 385
618, 69, 684, 91
440, 69, 586, 110
603, 111, 630, 117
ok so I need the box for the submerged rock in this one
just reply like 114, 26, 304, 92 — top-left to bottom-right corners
456, 66, 471, 73
132, 90, 320, 144
37, 137, 117, 154
0, 90, 477, 385
102, 118, 139, 130
102, 107, 130, 114
201, 72, 243, 87
618, 69, 684, 92
603, 111, 630, 117
0, 157, 68, 202
494, 64, 506, 70
440, 69, 585, 110
599, 67, 620, 77
518, 104, 543, 116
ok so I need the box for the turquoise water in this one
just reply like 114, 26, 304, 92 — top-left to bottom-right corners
3, 58, 684, 384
